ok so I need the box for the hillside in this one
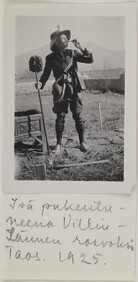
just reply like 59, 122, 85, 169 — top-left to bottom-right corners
15, 42, 124, 83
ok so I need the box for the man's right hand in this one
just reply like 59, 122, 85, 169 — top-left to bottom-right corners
35, 82, 42, 90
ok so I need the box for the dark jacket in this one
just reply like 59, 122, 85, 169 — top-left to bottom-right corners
39, 48, 93, 92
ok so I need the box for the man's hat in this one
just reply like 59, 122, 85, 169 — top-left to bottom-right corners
50, 29, 71, 51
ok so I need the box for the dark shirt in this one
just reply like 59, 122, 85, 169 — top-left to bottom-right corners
39, 48, 93, 91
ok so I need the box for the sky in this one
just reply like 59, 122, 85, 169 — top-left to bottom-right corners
16, 16, 125, 56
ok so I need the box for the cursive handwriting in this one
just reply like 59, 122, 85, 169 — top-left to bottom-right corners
6, 227, 62, 245
73, 235, 134, 251
10, 198, 34, 211
59, 251, 75, 264
6, 245, 41, 261
63, 214, 109, 231
41, 200, 112, 217
5, 196, 135, 273
6, 216, 55, 229
59, 251, 103, 265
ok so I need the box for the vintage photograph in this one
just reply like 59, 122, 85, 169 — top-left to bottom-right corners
14, 16, 125, 181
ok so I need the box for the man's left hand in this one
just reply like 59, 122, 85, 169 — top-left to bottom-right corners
72, 39, 85, 51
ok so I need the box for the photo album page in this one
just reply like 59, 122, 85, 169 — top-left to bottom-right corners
2, 2, 137, 282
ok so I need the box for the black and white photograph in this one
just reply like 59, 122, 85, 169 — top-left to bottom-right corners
1, 4, 137, 282
14, 16, 125, 181
3, 3, 136, 192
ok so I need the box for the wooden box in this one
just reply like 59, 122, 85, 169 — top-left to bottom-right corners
14, 110, 43, 143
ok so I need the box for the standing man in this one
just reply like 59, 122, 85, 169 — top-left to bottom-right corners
35, 28, 93, 153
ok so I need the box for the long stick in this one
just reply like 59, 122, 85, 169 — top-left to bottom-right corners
54, 159, 109, 169
98, 102, 103, 131
35, 72, 50, 156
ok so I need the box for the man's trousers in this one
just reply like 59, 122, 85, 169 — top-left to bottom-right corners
53, 95, 85, 145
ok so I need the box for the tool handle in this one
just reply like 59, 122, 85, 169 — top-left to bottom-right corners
35, 72, 50, 156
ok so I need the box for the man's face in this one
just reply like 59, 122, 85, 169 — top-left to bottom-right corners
55, 34, 68, 50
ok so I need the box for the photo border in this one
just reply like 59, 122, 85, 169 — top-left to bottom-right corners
3, 2, 137, 194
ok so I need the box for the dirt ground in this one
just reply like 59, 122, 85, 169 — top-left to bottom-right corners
15, 90, 124, 181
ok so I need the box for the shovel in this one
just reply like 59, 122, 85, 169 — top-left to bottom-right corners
29, 56, 53, 167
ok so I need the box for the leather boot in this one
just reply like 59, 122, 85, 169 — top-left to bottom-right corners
55, 113, 65, 145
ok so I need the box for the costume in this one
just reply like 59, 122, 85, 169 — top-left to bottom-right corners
39, 34, 93, 146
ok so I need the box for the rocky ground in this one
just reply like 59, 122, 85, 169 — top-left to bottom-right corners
15, 89, 124, 181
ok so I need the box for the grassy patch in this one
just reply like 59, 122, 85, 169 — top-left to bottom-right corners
15, 90, 124, 181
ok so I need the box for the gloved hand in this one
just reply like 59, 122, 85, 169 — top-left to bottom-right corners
35, 82, 42, 90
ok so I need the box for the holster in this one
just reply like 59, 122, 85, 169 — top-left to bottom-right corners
52, 74, 74, 104
52, 82, 63, 104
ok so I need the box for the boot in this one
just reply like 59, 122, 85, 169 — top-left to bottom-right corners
74, 116, 89, 152
54, 144, 62, 154
80, 142, 90, 152
54, 114, 65, 154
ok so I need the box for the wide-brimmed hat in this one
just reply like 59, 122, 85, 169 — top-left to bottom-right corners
50, 29, 71, 51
